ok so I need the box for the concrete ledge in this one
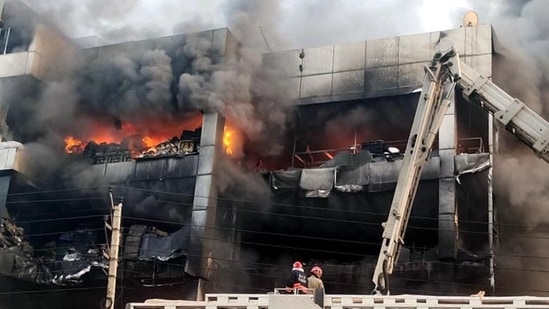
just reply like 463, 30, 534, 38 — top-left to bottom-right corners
126, 293, 549, 309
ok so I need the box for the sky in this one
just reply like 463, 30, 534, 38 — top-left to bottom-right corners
19, 0, 517, 51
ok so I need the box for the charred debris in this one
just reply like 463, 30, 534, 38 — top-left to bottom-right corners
2, 136, 407, 288
0, 216, 190, 287
73, 128, 202, 164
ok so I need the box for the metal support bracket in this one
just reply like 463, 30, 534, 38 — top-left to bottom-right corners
494, 98, 524, 126
462, 74, 489, 97
533, 130, 549, 154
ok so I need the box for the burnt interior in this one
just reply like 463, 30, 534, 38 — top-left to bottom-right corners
0, 5, 495, 305
0, 87, 492, 304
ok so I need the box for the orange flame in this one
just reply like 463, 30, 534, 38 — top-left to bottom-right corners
63, 113, 203, 157
63, 114, 247, 160
223, 129, 234, 155
223, 124, 243, 158
142, 136, 160, 149
64, 136, 84, 153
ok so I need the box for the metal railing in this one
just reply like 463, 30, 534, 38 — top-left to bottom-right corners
292, 137, 485, 168
125, 293, 549, 309
272, 287, 316, 295
457, 137, 485, 154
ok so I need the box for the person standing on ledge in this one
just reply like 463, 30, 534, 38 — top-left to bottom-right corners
307, 266, 324, 292
285, 261, 308, 294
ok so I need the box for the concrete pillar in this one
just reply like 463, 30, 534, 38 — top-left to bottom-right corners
0, 175, 10, 218
186, 112, 224, 281
0, 0, 5, 21
0, 146, 19, 218
438, 94, 458, 259
0, 103, 11, 141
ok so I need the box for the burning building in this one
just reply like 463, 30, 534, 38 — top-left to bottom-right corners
1, 0, 544, 308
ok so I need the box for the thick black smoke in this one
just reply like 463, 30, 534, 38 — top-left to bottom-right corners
79, 48, 175, 120
6, 0, 296, 184
466, 0, 549, 296
10, 0, 549, 296
176, 0, 294, 156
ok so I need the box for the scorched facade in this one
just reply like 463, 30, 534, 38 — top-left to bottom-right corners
0, 0, 498, 308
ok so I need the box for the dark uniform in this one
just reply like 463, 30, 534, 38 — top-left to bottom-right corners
285, 261, 308, 294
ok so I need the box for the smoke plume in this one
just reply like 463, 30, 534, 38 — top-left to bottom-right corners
473, 0, 549, 296
176, 0, 294, 156
10, 0, 549, 296
7, 0, 297, 182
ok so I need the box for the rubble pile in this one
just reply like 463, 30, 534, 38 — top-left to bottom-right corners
77, 128, 202, 163
84, 141, 132, 164
0, 218, 108, 286
138, 138, 198, 159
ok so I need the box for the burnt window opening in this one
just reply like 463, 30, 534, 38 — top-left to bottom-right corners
289, 96, 419, 169
77, 127, 202, 164
0, 27, 11, 54
0, 26, 30, 54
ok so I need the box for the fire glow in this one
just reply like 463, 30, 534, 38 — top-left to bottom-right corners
63, 116, 243, 159
64, 136, 84, 153
223, 128, 234, 155
223, 124, 242, 158
63, 115, 203, 157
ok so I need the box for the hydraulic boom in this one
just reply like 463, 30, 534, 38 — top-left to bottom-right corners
372, 38, 549, 294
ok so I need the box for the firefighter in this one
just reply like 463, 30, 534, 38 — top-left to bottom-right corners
308, 266, 325, 291
285, 261, 308, 294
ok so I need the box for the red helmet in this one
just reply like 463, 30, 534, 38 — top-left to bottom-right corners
292, 261, 303, 269
311, 266, 322, 274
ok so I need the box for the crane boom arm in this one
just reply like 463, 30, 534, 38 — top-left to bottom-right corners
452, 58, 549, 162
372, 38, 549, 294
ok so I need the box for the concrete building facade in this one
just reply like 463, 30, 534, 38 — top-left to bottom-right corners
0, 0, 498, 307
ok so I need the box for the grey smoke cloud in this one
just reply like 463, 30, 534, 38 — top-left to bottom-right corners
7, 0, 297, 200
14, 0, 548, 204
36, 80, 79, 128
468, 0, 549, 296
222, 0, 285, 49
10, 0, 549, 294
21, 0, 149, 42
19, 0, 502, 49
80, 48, 174, 121
176, 0, 295, 156
22, 0, 223, 44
